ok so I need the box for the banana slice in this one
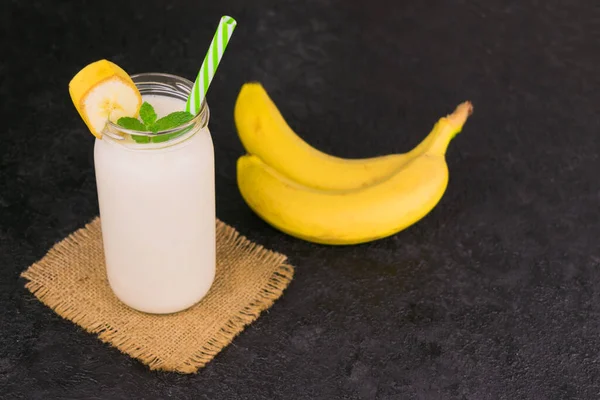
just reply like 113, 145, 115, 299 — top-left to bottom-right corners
69, 59, 142, 138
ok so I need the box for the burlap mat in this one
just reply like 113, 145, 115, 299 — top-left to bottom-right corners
20, 217, 294, 374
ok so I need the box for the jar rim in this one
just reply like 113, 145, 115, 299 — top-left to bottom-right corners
104, 72, 209, 138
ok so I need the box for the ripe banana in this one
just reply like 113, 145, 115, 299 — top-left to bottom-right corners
236, 101, 473, 245
235, 83, 440, 191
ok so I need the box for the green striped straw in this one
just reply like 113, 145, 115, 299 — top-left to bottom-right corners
186, 15, 237, 115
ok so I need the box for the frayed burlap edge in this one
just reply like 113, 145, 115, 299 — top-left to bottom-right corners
20, 217, 294, 374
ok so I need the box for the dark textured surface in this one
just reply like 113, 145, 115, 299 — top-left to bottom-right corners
1, 0, 600, 398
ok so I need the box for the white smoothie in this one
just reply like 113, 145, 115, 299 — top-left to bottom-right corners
94, 94, 216, 314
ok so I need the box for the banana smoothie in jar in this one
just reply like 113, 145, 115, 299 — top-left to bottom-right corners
68, 18, 236, 314
69, 62, 216, 314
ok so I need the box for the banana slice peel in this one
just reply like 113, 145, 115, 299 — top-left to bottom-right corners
234, 83, 473, 245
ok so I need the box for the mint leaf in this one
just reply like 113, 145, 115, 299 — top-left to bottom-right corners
117, 117, 147, 131
132, 135, 151, 144
151, 125, 194, 143
139, 102, 157, 126
149, 111, 195, 133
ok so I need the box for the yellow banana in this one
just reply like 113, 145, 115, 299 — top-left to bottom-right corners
234, 83, 452, 191
236, 101, 473, 245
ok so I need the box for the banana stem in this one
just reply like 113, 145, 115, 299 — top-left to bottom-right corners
426, 101, 474, 157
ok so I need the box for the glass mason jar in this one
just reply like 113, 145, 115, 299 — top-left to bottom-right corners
94, 73, 215, 314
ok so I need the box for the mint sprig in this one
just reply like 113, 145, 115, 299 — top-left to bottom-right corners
116, 101, 195, 143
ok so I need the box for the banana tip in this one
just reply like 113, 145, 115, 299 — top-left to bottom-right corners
447, 101, 473, 127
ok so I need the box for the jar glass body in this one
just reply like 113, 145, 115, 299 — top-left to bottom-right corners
94, 73, 215, 314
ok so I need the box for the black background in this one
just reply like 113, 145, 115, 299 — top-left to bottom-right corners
1, 1, 599, 399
